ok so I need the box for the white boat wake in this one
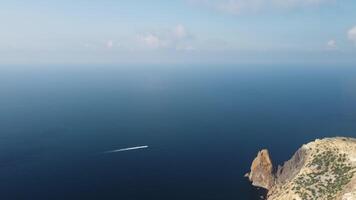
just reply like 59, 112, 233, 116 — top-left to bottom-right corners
103, 145, 148, 154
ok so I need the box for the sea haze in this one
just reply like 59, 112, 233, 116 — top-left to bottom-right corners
0, 65, 356, 200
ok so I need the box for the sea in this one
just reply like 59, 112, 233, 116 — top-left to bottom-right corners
0, 64, 355, 200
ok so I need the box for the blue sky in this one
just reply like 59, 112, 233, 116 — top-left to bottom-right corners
1, 0, 356, 65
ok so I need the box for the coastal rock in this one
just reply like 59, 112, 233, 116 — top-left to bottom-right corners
247, 149, 275, 190
275, 146, 307, 185
246, 137, 356, 200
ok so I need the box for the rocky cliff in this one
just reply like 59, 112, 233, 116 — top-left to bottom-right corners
246, 137, 356, 200
246, 149, 275, 190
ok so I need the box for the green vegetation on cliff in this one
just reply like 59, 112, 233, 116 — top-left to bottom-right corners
291, 145, 355, 200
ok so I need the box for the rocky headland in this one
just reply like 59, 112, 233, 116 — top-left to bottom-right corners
246, 137, 356, 200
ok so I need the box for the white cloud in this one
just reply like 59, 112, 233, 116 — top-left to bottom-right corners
326, 39, 337, 50
137, 25, 195, 51
190, 0, 332, 14
106, 40, 114, 49
173, 24, 188, 39
348, 26, 356, 45
137, 33, 168, 49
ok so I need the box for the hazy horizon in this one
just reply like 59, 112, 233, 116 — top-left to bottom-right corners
1, 0, 356, 65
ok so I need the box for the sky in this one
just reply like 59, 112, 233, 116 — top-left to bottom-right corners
1, 0, 356, 65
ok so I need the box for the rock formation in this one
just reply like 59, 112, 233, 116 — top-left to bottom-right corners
246, 137, 356, 200
246, 149, 275, 190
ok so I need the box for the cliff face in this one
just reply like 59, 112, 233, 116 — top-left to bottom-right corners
246, 137, 356, 200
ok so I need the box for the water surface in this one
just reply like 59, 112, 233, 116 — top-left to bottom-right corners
0, 65, 356, 200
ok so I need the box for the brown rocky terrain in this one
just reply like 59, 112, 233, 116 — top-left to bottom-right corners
246, 149, 275, 190
246, 137, 356, 200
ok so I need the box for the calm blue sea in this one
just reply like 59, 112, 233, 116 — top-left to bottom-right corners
0, 65, 356, 200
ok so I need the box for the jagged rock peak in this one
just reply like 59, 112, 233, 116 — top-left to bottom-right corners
247, 149, 275, 190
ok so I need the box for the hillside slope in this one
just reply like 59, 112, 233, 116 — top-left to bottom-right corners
246, 137, 356, 200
